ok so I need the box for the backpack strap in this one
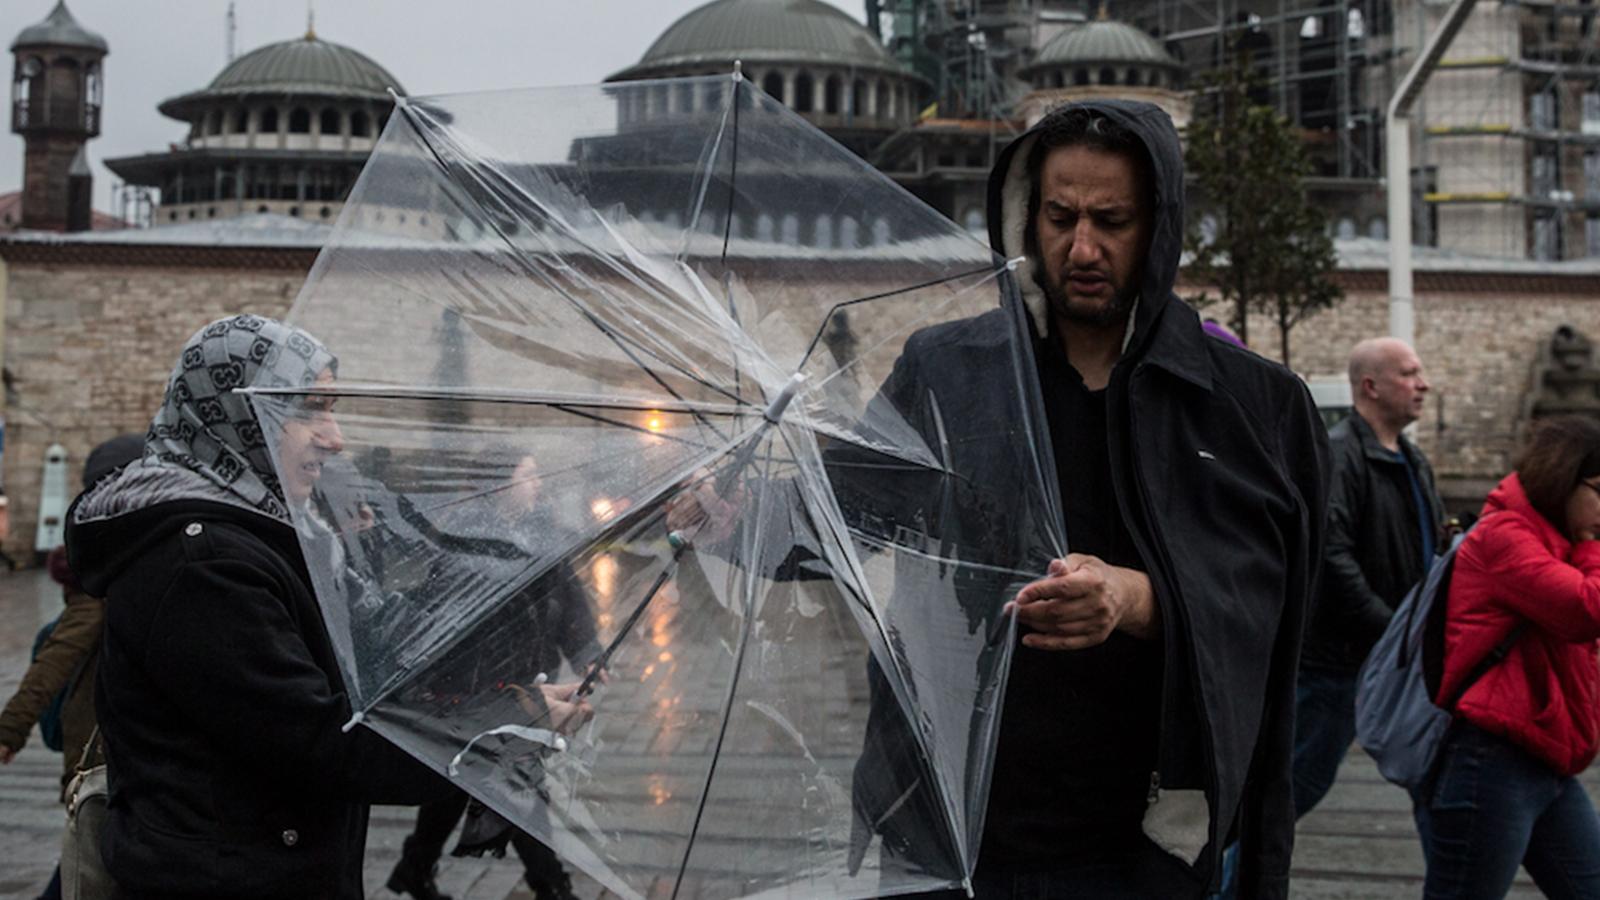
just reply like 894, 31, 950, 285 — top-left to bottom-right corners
1442, 621, 1531, 712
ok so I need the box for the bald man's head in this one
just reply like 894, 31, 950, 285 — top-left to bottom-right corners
1348, 338, 1428, 433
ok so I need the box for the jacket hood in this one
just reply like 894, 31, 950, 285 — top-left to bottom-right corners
66, 461, 293, 597
986, 100, 1186, 346
1482, 471, 1571, 553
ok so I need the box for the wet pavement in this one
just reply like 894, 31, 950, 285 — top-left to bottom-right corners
2, 561, 1596, 899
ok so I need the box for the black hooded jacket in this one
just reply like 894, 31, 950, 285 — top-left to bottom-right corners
980, 101, 1330, 897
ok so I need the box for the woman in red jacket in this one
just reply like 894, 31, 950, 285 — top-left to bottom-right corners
1418, 415, 1600, 899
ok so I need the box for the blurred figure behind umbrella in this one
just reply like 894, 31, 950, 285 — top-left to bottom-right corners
387, 449, 600, 900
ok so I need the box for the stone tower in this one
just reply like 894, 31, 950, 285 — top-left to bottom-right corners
10, 2, 107, 232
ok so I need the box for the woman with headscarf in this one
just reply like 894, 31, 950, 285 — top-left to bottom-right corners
63, 315, 458, 899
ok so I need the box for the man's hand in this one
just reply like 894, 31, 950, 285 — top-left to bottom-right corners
1005, 554, 1160, 650
0, 744, 14, 765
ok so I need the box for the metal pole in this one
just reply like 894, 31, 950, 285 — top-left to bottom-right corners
1386, 0, 1480, 345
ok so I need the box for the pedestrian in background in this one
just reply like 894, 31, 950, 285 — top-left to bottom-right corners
1415, 415, 1600, 899
0, 433, 141, 900
1294, 337, 1443, 817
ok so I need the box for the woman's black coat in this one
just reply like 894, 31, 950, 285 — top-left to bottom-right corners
69, 496, 448, 900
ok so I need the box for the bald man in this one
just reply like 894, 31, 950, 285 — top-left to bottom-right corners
1293, 337, 1444, 817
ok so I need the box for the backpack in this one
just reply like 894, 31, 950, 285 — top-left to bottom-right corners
1354, 527, 1527, 790
32, 616, 67, 752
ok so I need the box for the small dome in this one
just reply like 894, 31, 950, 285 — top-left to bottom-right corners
1029, 19, 1178, 72
158, 34, 402, 120
611, 0, 903, 79
11, 1, 108, 54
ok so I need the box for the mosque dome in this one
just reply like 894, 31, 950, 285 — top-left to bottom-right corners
106, 30, 402, 228
612, 0, 902, 80
158, 33, 402, 121
11, 1, 107, 53
1031, 19, 1179, 71
1021, 16, 1181, 91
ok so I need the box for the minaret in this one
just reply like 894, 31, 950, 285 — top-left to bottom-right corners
10, 2, 108, 232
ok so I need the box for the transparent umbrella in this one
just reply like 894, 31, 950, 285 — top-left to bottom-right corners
242, 71, 1063, 900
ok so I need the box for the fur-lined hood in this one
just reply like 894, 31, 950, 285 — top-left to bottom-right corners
985, 100, 1187, 351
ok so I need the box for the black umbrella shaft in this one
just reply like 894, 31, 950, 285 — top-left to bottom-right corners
576, 542, 683, 698
576, 420, 771, 698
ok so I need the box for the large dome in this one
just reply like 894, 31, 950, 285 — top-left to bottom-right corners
612, 0, 901, 79
159, 34, 402, 119
1029, 19, 1179, 71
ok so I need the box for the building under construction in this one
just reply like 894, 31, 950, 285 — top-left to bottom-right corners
866, 0, 1600, 260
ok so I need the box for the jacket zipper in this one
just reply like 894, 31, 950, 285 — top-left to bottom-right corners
1117, 364, 1218, 857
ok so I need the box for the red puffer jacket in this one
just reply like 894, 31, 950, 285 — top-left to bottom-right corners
1441, 473, 1600, 776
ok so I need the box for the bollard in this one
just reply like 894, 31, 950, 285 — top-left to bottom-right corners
35, 443, 69, 563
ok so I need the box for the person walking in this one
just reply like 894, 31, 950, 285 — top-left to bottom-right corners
1415, 415, 1600, 899
387, 452, 598, 900
0, 434, 141, 900
1294, 337, 1443, 817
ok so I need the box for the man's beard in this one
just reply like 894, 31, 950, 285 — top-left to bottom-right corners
1033, 263, 1139, 329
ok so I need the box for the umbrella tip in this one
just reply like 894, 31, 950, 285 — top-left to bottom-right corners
732, 59, 743, 80
341, 711, 365, 733
1006, 255, 1026, 272
386, 86, 407, 107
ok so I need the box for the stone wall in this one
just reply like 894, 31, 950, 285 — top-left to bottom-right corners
1199, 276, 1600, 514
0, 256, 305, 561
0, 243, 1595, 561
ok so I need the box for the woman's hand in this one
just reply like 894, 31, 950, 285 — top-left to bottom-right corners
664, 470, 744, 545
506, 681, 594, 735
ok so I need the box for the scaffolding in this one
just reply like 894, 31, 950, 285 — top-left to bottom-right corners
862, 0, 1598, 259
1418, 0, 1600, 259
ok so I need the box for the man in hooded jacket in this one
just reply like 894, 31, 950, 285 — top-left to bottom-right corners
864, 101, 1328, 898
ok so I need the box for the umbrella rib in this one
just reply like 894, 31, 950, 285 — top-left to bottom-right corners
679, 86, 734, 259
794, 264, 1002, 372
777, 427, 981, 872
668, 428, 777, 900
392, 101, 742, 438
239, 383, 746, 418
719, 75, 741, 265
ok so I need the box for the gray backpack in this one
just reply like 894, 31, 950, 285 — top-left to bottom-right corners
1354, 528, 1527, 790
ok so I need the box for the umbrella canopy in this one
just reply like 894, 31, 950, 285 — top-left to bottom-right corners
243, 72, 1063, 900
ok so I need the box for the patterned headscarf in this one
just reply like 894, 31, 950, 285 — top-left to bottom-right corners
144, 314, 337, 521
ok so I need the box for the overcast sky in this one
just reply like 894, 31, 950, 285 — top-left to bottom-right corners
2, 0, 866, 213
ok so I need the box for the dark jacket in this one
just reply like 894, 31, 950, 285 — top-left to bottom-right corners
0, 546, 102, 791
67, 492, 448, 900
982, 100, 1330, 899
1302, 411, 1443, 671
